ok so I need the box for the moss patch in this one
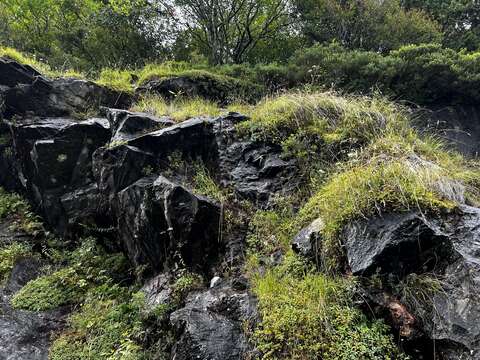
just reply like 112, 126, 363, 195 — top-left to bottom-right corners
49, 285, 146, 360
252, 255, 407, 360
0, 243, 33, 285
11, 238, 128, 311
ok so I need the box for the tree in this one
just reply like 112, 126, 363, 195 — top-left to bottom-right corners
0, 0, 167, 70
163, 0, 291, 64
401, 0, 480, 50
294, 0, 442, 52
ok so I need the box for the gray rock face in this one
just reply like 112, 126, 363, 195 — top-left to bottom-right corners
415, 105, 480, 157
170, 283, 257, 360
213, 113, 300, 203
116, 175, 221, 277
9, 117, 111, 234
106, 108, 174, 141
343, 206, 480, 358
292, 218, 324, 260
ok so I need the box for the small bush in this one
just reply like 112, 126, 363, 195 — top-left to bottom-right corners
49, 285, 146, 360
253, 265, 407, 359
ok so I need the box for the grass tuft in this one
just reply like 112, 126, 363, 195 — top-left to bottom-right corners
131, 95, 221, 122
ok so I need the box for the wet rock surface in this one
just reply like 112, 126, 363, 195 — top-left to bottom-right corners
343, 206, 480, 358
116, 175, 221, 277
0, 225, 66, 360
170, 282, 257, 360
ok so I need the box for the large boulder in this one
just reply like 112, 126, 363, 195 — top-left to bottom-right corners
0, 57, 130, 119
9, 117, 111, 234
170, 282, 257, 360
116, 175, 221, 277
0, 57, 40, 87
105, 108, 174, 141
343, 206, 480, 358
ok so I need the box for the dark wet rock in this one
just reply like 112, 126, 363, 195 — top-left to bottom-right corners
93, 145, 157, 203
415, 105, 480, 158
0, 57, 40, 87
10, 117, 111, 234
348, 206, 480, 358
141, 273, 173, 310
0, 251, 66, 360
292, 218, 324, 260
213, 113, 300, 203
127, 117, 217, 164
136, 73, 259, 105
116, 175, 221, 277
0, 123, 18, 191
106, 108, 174, 141
170, 283, 257, 360
343, 211, 452, 276
0, 58, 130, 119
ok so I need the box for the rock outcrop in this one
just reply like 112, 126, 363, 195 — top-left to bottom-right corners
170, 282, 257, 360
340, 206, 480, 359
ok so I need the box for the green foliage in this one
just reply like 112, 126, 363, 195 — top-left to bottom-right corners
49, 285, 146, 360
0, 187, 43, 235
11, 238, 128, 311
0, 243, 33, 285
192, 164, 225, 202
171, 272, 203, 304
295, 0, 442, 52
291, 42, 480, 105
253, 262, 407, 359
97, 68, 135, 93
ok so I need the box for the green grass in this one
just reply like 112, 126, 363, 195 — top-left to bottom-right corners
252, 256, 407, 359
0, 47, 83, 79
96, 68, 135, 93
131, 95, 222, 122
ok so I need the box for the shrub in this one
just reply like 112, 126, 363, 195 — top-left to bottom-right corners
289, 43, 480, 105
253, 265, 407, 359
49, 285, 146, 360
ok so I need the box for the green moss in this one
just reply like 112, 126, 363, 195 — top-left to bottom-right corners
171, 272, 203, 304
49, 285, 146, 360
11, 267, 85, 311
11, 238, 128, 311
252, 260, 407, 359
0, 187, 43, 235
0, 243, 33, 285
